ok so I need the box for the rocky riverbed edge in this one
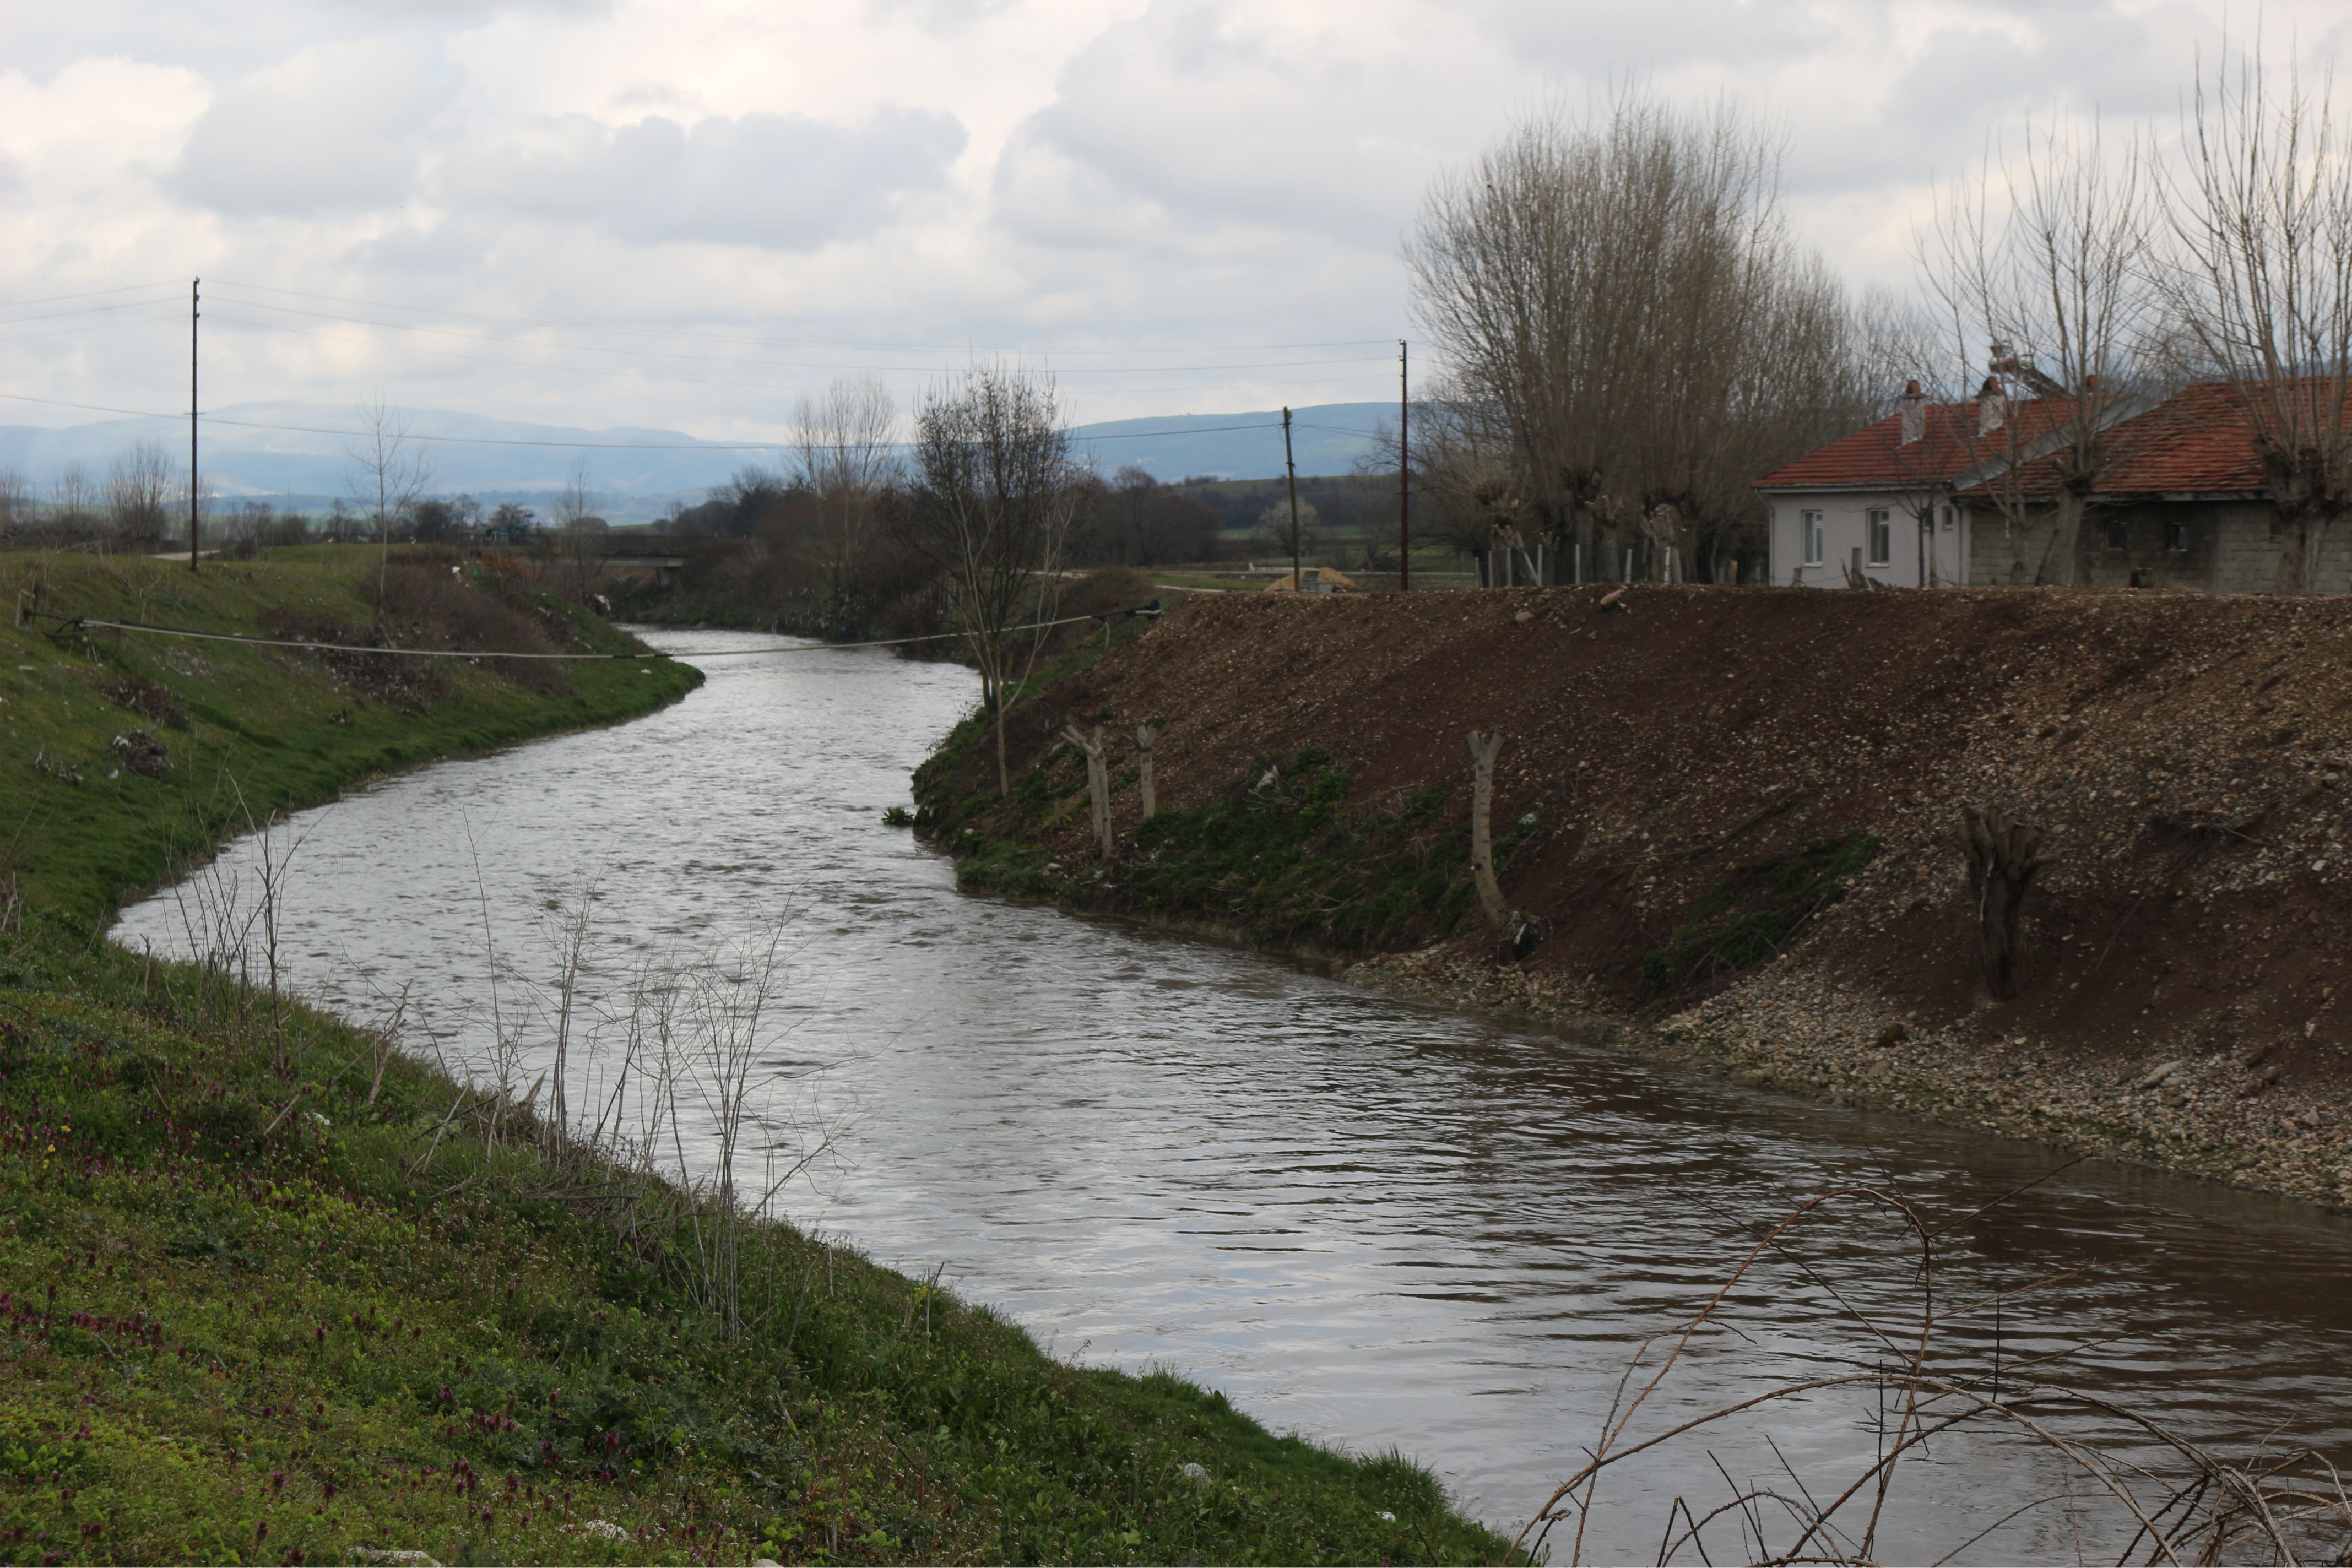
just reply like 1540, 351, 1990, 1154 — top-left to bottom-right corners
1346, 945, 2352, 1213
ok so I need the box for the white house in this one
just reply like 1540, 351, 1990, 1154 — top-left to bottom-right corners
1753, 381, 2041, 587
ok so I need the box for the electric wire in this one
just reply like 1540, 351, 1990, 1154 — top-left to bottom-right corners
204, 292, 1390, 375
23, 603, 1149, 660
0, 308, 192, 345
0, 295, 191, 328
208, 277, 1393, 355
0, 389, 1287, 450
202, 307, 1391, 400
0, 279, 188, 311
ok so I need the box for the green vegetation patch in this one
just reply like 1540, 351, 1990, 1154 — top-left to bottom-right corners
0, 550, 700, 935
0, 936, 1508, 1566
955, 743, 1535, 956
1639, 833, 1882, 996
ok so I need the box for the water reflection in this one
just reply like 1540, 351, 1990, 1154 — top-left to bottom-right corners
117, 629, 2352, 1560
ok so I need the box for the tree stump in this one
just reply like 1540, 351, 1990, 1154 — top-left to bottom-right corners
1136, 722, 1158, 821
1467, 729, 1508, 929
1960, 804, 2049, 998
1061, 724, 1113, 858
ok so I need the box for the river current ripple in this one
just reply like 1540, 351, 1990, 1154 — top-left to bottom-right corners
118, 629, 2352, 1561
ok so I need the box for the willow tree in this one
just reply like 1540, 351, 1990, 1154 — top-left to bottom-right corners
906, 362, 1082, 795
1406, 93, 1871, 583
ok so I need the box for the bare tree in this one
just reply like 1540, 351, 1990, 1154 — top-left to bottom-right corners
552, 455, 597, 531
792, 376, 900, 636
346, 398, 434, 604
107, 441, 178, 545
904, 361, 1083, 795
1923, 115, 2155, 584
2160, 50, 2352, 593
52, 462, 94, 531
1407, 93, 1870, 585
548, 458, 606, 600
0, 467, 28, 543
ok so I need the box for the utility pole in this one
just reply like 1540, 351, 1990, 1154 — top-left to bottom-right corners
1281, 406, 1302, 591
189, 278, 200, 571
1398, 339, 1410, 593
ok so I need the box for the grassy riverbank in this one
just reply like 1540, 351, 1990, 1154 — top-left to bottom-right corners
0, 552, 1510, 1566
910, 587, 2352, 1213
1, 549, 701, 934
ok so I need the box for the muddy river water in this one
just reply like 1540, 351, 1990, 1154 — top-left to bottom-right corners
117, 630, 2352, 1561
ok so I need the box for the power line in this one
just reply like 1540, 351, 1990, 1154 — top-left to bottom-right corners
0, 389, 1287, 451
0, 295, 190, 328
28, 603, 1142, 660
0, 279, 187, 311
209, 276, 1394, 355
204, 293, 1391, 375
0, 308, 190, 344
201, 308, 1394, 401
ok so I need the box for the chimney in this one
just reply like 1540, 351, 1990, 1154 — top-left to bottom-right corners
1977, 375, 2007, 435
1899, 380, 1926, 445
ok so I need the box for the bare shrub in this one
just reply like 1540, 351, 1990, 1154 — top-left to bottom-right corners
1519, 1182, 2352, 1565
368, 552, 573, 693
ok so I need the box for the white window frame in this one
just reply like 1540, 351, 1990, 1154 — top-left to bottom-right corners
1801, 509, 1825, 566
1866, 507, 1892, 567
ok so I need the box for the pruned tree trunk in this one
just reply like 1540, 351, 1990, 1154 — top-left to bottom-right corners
1136, 722, 1158, 820
1960, 804, 2050, 998
1063, 724, 1112, 858
1467, 729, 1508, 929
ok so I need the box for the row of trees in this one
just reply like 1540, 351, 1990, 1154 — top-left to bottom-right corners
1406, 94, 1883, 583
0, 443, 186, 546
1407, 52, 2352, 590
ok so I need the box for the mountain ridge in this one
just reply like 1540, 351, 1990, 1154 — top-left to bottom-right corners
0, 399, 1395, 519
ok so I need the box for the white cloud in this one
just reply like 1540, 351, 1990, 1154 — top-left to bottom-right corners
995, 0, 1494, 252
172, 40, 456, 215
4, 0, 2350, 437
443, 106, 967, 249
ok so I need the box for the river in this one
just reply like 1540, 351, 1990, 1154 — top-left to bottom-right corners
116, 628, 2352, 1562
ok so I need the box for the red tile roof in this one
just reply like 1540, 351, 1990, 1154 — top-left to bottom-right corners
1961, 381, 2350, 498
1755, 397, 2080, 490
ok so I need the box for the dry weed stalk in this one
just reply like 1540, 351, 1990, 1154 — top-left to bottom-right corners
161, 833, 842, 1348
1518, 1184, 2352, 1566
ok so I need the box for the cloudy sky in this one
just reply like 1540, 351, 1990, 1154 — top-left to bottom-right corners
3, 0, 2345, 443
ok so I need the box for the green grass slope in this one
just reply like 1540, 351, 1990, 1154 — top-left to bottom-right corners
1, 549, 700, 935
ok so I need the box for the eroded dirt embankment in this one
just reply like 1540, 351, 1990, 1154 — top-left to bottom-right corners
922, 585, 2352, 1209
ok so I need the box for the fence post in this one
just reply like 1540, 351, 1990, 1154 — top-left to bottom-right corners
1061, 724, 1113, 858
1467, 729, 1508, 929
1136, 722, 1158, 820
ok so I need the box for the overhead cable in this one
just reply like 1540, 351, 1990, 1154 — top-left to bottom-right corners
209, 277, 1392, 355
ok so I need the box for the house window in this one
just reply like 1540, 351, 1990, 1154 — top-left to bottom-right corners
1939, 506, 1956, 531
2104, 517, 2129, 550
1802, 509, 1824, 566
1866, 508, 1892, 567
2168, 518, 2192, 552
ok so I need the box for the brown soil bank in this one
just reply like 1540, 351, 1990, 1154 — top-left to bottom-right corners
918, 585, 2352, 1210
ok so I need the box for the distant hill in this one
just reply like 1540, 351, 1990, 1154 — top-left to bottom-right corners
0, 400, 1393, 521
1066, 402, 1393, 481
